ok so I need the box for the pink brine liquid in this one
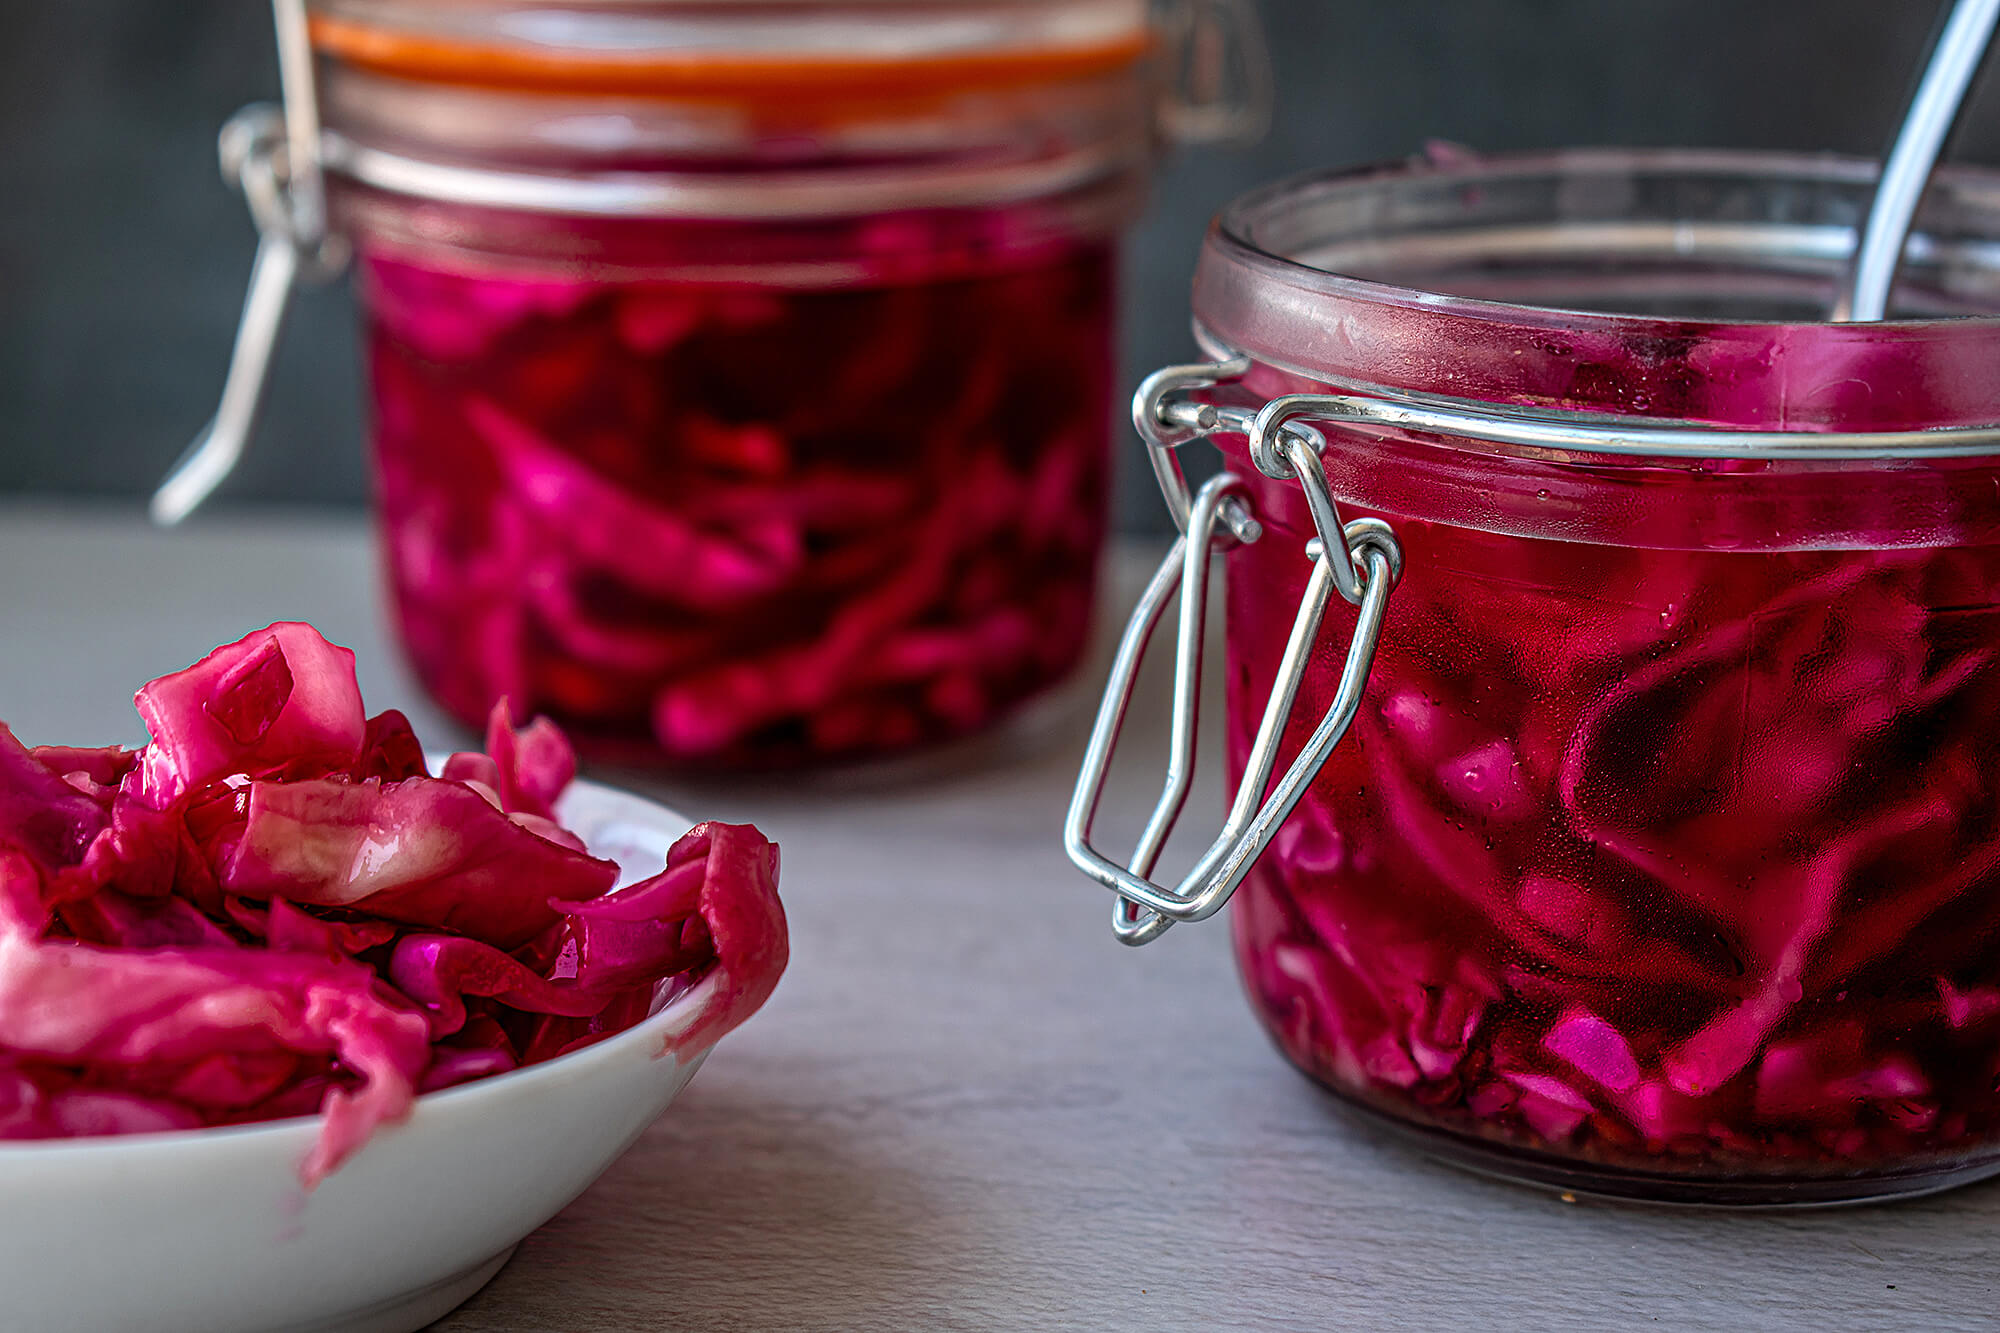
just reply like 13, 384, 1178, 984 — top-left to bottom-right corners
362, 234, 1113, 766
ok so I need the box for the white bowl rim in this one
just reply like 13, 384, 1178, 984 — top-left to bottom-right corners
0, 776, 723, 1164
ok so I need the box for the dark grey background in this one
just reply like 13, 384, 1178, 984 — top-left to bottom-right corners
2, 1, 1992, 530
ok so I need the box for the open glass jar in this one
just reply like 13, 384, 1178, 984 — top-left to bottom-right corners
1068, 148, 2000, 1205
173, 0, 1268, 767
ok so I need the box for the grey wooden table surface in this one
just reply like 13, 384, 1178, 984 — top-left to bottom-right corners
2, 503, 1996, 1332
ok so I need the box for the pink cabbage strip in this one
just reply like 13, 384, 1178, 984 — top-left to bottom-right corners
133, 623, 366, 806
219, 776, 618, 949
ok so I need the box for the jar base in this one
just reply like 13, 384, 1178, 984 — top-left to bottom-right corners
1312, 1083, 2000, 1209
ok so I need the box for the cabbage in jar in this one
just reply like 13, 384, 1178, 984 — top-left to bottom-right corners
1076, 149, 2000, 1205
310, 0, 1169, 765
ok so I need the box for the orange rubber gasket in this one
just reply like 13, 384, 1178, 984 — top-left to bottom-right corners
309, 14, 1153, 104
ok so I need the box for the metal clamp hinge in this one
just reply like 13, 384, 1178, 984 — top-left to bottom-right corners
1153, 0, 1275, 146
1066, 361, 1403, 945
152, 0, 346, 526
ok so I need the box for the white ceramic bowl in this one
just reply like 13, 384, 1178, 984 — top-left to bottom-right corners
0, 778, 774, 1333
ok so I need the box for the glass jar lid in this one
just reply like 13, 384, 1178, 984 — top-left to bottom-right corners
308, 0, 1154, 101
305, 0, 1219, 220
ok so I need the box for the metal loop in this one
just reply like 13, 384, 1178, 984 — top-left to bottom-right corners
1132, 356, 1252, 535
1340, 517, 1405, 590
1065, 472, 1398, 945
1154, 0, 1275, 148
153, 3, 346, 527
220, 104, 347, 282
1128, 366, 1384, 605
152, 104, 347, 526
1248, 395, 1345, 480
1279, 431, 1369, 605
1109, 469, 1252, 943
226, 107, 297, 238
1070, 355, 1408, 945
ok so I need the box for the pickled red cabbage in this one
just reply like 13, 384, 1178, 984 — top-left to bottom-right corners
363, 238, 1112, 766
0, 623, 788, 1184
1227, 466, 2000, 1180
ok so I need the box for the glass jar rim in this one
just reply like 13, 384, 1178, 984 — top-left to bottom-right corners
1189, 147, 2000, 459
1209, 146, 2000, 335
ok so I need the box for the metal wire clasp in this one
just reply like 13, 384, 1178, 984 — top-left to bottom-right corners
1154, 0, 1275, 146
152, 0, 345, 525
1065, 361, 1403, 945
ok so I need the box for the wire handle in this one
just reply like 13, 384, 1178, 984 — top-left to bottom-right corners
152, 0, 345, 526
1065, 360, 1401, 945
1834, 0, 2000, 322
1155, 0, 1275, 146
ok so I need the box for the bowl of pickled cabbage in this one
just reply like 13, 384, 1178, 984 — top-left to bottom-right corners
0, 623, 788, 1332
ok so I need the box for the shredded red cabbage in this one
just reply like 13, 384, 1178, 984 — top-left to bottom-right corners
1220, 344, 2000, 1181
0, 624, 788, 1184
363, 237, 1112, 766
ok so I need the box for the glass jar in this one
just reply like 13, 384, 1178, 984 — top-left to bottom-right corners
1068, 148, 2000, 1205
174, 0, 1268, 767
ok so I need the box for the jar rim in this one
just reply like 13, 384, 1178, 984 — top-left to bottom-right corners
1188, 147, 2000, 458
1208, 146, 2000, 336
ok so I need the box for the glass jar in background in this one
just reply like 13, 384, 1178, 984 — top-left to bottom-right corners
176, 0, 1269, 767
1070, 149, 2000, 1204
